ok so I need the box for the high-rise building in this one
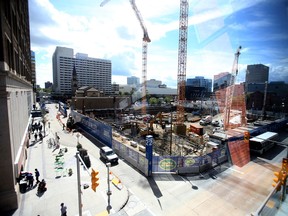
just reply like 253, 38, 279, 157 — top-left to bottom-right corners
127, 76, 140, 87
45, 81, 53, 89
52, 47, 112, 96
213, 72, 232, 91
245, 64, 269, 84
187, 76, 212, 92
0, 0, 33, 211
146, 79, 162, 88
31, 51, 36, 92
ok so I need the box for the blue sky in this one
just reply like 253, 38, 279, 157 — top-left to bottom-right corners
29, 0, 288, 88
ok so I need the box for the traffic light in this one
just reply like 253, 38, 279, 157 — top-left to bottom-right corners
244, 131, 250, 144
91, 169, 99, 192
282, 158, 288, 172
272, 171, 282, 191
281, 170, 287, 185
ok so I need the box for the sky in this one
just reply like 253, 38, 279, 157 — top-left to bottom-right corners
28, 0, 288, 88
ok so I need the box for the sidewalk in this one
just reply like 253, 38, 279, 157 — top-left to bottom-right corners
13, 103, 129, 216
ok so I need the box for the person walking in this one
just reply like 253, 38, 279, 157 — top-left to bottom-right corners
27, 173, 34, 189
60, 203, 67, 216
34, 133, 38, 141
35, 169, 40, 184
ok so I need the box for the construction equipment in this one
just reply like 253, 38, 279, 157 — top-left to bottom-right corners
261, 81, 268, 120
175, 0, 189, 135
223, 46, 242, 131
129, 0, 151, 115
101, 0, 150, 115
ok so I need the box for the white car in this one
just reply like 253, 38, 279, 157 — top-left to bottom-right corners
211, 120, 220, 126
99, 146, 118, 164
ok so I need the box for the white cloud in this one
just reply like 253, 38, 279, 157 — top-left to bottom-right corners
30, 0, 287, 88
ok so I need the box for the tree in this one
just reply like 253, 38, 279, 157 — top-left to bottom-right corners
149, 97, 158, 105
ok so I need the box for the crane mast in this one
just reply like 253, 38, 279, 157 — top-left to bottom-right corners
129, 0, 151, 115
101, 0, 150, 115
176, 0, 189, 125
223, 46, 242, 131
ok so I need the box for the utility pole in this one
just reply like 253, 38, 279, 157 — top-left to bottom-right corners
106, 163, 112, 213
76, 152, 82, 216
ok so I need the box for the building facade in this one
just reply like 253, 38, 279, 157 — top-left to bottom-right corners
44, 81, 53, 89
245, 64, 269, 85
246, 81, 288, 112
31, 51, 36, 93
146, 79, 162, 88
187, 76, 212, 92
0, 0, 33, 211
127, 76, 140, 87
213, 72, 232, 91
52, 47, 112, 96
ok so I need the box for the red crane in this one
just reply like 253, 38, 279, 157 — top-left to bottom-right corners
176, 0, 189, 126
223, 46, 242, 131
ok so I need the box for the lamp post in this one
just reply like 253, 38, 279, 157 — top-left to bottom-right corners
106, 163, 112, 213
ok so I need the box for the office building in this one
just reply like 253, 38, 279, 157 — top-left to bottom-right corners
127, 76, 140, 87
213, 72, 232, 91
31, 51, 36, 93
245, 64, 269, 84
146, 79, 162, 88
52, 47, 112, 96
45, 81, 53, 89
187, 76, 212, 92
0, 0, 33, 211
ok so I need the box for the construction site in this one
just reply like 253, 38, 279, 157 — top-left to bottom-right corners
71, 0, 246, 159
66, 1, 286, 168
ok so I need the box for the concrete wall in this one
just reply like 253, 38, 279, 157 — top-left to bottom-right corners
0, 72, 33, 211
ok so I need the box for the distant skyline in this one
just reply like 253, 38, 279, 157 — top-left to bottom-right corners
29, 0, 288, 88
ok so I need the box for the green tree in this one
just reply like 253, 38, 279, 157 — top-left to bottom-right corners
149, 97, 158, 105
164, 96, 173, 104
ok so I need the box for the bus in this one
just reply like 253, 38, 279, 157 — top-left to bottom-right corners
249, 131, 278, 155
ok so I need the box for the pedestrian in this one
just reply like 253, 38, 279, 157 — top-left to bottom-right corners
35, 169, 40, 183
27, 173, 34, 189
39, 124, 43, 132
39, 133, 43, 141
60, 203, 67, 216
34, 133, 38, 141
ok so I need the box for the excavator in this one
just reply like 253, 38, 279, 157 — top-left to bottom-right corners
139, 112, 166, 137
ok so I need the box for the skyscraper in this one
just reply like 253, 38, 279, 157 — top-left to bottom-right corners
52, 47, 112, 96
0, 0, 33, 211
245, 64, 269, 84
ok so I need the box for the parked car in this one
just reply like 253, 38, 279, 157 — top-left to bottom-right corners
199, 119, 209, 126
99, 146, 118, 164
211, 120, 220, 127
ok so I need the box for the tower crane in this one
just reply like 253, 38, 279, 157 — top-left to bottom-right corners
100, 0, 151, 115
176, 0, 189, 130
129, 0, 151, 115
223, 46, 242, 131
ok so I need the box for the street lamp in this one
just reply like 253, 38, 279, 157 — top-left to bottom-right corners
106, 162, 112, 213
